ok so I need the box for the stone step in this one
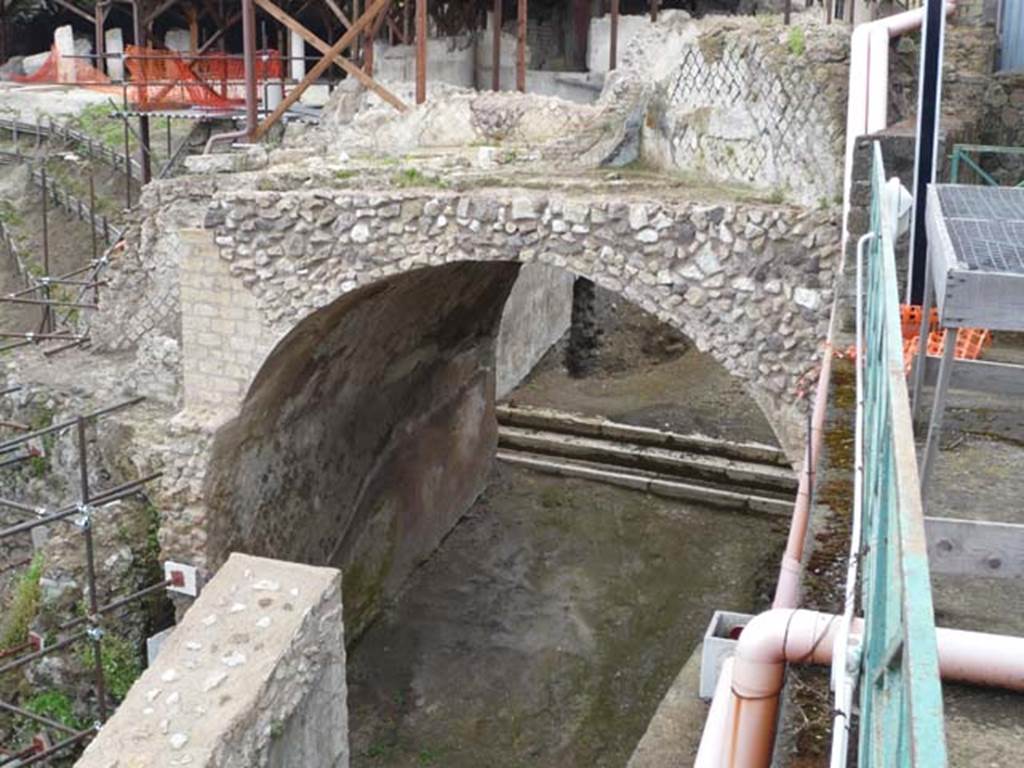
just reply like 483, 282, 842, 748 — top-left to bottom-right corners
496, 451, 793, 517
496, 403, 790, 467
497, 425, 798, 497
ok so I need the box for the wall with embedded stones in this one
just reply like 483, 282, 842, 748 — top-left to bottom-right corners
85, 174, 839, 620
203, 262, 519, 638
178, 184, 836, 460
629, 15, 850, 207
75, 553, 349, 768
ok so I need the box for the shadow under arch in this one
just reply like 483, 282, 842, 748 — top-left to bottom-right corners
203, 258, 779, 637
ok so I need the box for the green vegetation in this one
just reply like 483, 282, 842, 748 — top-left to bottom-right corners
78, 634, 142, 701
75, 104, 124, 150
0, 199, 21, 228
787, 26, 806, 57
24, 690, 87, 731
0, 553, 44, 649
334, 169, 358, 181
390, 167, 449, 189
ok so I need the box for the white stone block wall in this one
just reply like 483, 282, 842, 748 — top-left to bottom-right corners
75, 553, 348, 768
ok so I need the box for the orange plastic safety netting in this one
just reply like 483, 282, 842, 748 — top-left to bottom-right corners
124, 46, 283, 110
843, 304, 992, 374
12, 44, 109, 85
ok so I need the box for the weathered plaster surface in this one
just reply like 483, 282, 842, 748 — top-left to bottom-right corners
75, 553, 348, 768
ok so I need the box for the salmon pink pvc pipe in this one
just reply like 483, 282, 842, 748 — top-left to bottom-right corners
779, 0, 958, 613
696, 609, 1024, 768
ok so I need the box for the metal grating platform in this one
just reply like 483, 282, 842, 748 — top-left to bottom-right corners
937, 186, 1024, 274
926, 184, 1024, 331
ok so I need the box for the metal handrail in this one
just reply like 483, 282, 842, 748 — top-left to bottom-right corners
949, 143, 1024, 187
855, 141, 947, 767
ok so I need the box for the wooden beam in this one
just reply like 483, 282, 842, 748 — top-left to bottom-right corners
254, 0, 404, 109
926, 516, 1024, 578
322, 0, 352, 27
415, 0, 425, 104
516, 0, 525, 92
51, 0, 94, 25
491, 0, 500, 90
187, 4, 199, 54
254, 0, 396, 139
143, 0, 181, 26
650, 0, 659, 21
195, 9, 242, 55
609, 0, 618, 71
94, 1, 107, 73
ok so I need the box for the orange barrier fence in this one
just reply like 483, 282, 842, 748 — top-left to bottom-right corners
847, 304, 992, 374
12, 44, 109, 85
125, 45, 283, 109
8, 45, 284, 111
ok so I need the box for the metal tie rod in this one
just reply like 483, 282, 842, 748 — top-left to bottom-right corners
0, 472, 162, 539
0, 397, 144, 454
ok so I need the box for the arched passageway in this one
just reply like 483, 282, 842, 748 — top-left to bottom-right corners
204, 259, 784, 636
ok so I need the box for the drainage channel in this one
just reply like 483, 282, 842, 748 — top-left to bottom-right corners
496, 405, 798, 516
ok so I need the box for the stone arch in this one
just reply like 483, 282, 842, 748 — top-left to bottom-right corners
183, 187, 833, 467
201, 255, 789, 637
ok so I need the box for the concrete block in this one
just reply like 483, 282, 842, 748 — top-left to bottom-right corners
105, 29, 125, 81
75, 553, 348, 768
699, 610, 752, 699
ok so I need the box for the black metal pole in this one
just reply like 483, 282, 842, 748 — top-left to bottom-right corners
906, 0, 947, 305
78, 417, 109, 721
40, 165, 51, 334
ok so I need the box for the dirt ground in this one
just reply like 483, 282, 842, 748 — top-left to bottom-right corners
346, 289, 788, 767
0, 158, 107, 334
508, 287, 780, 446
346, 464, 787, 768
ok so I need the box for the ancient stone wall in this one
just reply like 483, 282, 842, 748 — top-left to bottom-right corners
496, 264, 575, 398
86, 174, 838, 594
185, 185, 835, 454
204, 263, 519, 638
631, 15, 850, 206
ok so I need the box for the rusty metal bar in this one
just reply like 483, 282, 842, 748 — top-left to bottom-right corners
0, 631, 89, 677
0, 397, 144, 454
2, 726, 96, 767
0, 297, 99, 309
60, 579, 173, 633
0, 700, 79, 735
78, 417, 109, 721
0, 473, 163, 539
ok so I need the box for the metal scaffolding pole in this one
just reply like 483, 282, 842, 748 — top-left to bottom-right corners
517, 0, 526, 92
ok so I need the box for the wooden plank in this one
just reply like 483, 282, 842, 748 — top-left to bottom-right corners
252, 0, 405, 125
926, 516, 1024, 578
916, 356, 1024, 396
